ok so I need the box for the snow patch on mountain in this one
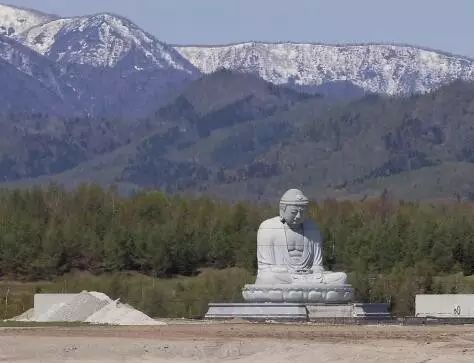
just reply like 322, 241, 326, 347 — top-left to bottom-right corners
22, 17, 71, 55
0, 4, 56, 36
175, 42, 474, 95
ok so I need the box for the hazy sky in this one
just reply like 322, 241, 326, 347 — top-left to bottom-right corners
3, 0, 474, 57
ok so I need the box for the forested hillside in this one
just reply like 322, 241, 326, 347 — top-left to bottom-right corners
0, 185, 472, 315
3, 75, 473, 202
119, 80, 474, 201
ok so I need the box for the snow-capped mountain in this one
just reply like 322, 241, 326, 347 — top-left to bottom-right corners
22, 13, 196, 72
0, 3, 55, 36
0, 4, 199, 117
2, 2, 474, 116
175, 42, 474, 95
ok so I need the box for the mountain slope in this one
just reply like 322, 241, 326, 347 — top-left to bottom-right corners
177, 69, 308, 114
0, 34, 77, 114
0, 111, 157, 182
0, 4, 200, 117
175, 42, 474, 95
20, 12, 201, 117
121, 71, 313, 189
119, 81, 474, 200
157, 70, 310, 135
2, 72, 314, 190
0, 56, 67, 114
3, 77, 474, 201
211, 80, 474, 201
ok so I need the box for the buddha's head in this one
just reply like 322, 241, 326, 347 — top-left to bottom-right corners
279, 189, 309, 227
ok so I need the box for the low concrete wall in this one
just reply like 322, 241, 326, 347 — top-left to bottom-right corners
416, 294, 474, 318
34, 294, 78, 317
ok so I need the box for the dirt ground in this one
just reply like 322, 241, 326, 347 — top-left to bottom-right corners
0, 322, 472, 363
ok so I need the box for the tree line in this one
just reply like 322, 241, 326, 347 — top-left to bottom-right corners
0, 184, 472, 314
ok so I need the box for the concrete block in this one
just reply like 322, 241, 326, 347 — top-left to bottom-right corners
416, 294, 474, 318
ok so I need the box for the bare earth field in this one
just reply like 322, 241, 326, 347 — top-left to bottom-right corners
0, 323, 473, 363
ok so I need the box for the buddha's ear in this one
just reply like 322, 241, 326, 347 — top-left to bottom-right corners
279, 203, 286, 216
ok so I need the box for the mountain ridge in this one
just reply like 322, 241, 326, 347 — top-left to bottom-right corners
173, 40, 474, 62
175, 42, 474, 95
2, 3, 474, 116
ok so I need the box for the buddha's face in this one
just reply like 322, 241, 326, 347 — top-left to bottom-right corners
281, 204, 306, 226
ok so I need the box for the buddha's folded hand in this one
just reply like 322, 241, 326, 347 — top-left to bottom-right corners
270, 266, 289, 273
292, 268, 313, 275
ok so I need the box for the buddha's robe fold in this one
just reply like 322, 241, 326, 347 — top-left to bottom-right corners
255, 216, 346, 285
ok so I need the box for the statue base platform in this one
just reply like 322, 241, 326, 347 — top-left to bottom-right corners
242, 284, 354, 303
205, 302, 391, 321
205, 303, 307, 321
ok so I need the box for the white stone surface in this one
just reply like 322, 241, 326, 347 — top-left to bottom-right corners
242, 284, 353, 303
416, 294, 474, 318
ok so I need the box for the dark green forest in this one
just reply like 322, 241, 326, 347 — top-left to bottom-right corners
0, 184, 473, 316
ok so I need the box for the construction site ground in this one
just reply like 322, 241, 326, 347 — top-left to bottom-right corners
0, 322, 472, 362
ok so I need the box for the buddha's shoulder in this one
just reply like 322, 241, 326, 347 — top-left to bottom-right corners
258, 216, 283, 229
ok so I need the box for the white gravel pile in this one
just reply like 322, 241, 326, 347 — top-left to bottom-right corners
35, 291, 112, 322
85, 300, 166, 326
11, 291, 165, 326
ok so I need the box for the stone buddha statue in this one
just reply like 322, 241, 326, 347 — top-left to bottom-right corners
242, 189, 353, 303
